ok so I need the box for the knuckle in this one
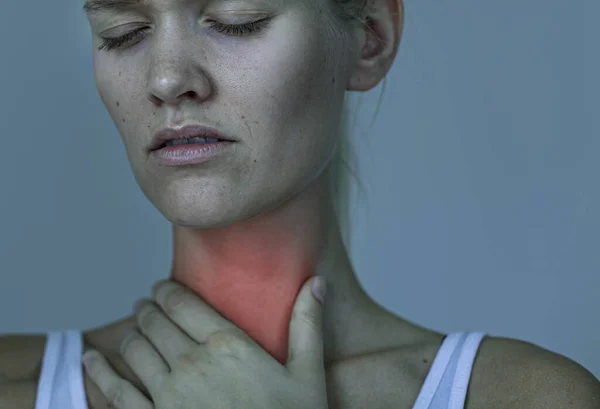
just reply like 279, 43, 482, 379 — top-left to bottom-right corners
177, 350, 208, 376
205, 329, 247, 354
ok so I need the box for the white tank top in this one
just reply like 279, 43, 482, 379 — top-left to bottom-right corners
34, 330, 486, 409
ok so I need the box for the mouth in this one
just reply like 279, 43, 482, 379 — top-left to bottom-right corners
149, 125, 236, 152
154, 136, 230, 151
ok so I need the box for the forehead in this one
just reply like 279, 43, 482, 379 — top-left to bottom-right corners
83, 0, 142, 14
83, 0, 301, 14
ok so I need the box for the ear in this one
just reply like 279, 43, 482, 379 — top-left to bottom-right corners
347, 0, 404, 92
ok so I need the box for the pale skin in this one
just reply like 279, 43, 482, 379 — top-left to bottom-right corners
83, 278, 332, 409
81, 0, 415, 405
0, 0, 598, 408
84, 0, 405, 370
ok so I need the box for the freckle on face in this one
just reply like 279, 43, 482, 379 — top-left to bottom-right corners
91, 3, 346, 234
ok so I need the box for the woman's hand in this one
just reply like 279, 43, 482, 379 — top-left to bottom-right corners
82, 276, 329, 409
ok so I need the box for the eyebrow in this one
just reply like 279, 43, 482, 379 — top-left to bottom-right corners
83, 0, 143, 14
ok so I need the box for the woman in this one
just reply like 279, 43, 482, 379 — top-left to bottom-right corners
1, 0, 598, 408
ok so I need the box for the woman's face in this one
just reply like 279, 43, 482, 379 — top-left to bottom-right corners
86, 0, 358, 227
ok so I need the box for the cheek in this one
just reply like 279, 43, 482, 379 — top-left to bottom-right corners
94, 56, 146, 151
94, 54, 134, 119
266, 42, 344, 163
93, 54, 116, 108
234, 23, 344, 147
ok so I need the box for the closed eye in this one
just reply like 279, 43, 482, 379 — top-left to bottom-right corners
97, 18, 272, 52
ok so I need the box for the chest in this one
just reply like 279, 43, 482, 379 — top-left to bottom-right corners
84, 340, 445, 409
83, 355, 429, 409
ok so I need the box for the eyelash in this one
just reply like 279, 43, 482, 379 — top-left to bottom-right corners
97, 18, 271, 52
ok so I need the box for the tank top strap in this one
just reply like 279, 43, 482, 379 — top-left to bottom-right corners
36, 329, 485, 409
412, 331, 486, 409
35, 330, 88, 409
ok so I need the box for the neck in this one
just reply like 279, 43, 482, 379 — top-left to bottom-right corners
169, 173, 373, 365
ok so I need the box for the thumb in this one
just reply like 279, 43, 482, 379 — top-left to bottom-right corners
286, 276, 327, 377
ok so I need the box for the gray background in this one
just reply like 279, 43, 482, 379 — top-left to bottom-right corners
1, 1, 597, 378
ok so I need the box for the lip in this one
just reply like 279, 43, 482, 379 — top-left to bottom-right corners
151, 140, 235, 166
149, 124, 235, 152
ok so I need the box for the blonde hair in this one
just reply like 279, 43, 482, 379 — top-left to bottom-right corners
329, 92, 386, 248
329, 108, 356, 247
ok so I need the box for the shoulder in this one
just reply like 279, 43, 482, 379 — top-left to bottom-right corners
467, 335, 600, 409
0, 334, 47, 409
0, 334, 47, 382
0, 332, 119, 409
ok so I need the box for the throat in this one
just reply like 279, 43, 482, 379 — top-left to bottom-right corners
169, 193, 328, 365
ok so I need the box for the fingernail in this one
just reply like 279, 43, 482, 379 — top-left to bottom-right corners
82, 350, 97, 368
120, 329, 138, 354
311, 276, 327, 304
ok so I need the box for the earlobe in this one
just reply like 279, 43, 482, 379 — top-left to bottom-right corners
347, 71, 379, 92
346, 0, 404, 92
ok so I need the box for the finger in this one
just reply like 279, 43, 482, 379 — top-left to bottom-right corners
120, 328, 169, 395
135, 300, 197, 367
152, 280, 238, 343
286, 276, 326, 379
83, 349, 153, 409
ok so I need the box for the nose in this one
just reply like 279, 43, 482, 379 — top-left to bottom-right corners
146, 41, 212, 107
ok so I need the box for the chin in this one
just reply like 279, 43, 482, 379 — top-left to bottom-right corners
135, 173, 243, 228
163, 209, 242, 229
137, 168, 313, 229
157, 199, 245, 229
